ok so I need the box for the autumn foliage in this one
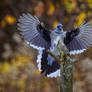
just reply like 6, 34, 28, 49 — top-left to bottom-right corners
0, 0, 92, 92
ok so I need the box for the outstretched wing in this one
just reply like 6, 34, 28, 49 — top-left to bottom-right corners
18, 13, 51, 50
64, 21, 92, 54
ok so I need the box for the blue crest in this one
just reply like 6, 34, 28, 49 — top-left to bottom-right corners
57, 24, 63, 28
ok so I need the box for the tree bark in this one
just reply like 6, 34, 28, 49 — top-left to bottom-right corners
47, 44, 73, 92
59, 47, 73, 92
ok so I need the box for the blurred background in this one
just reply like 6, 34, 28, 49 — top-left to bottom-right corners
0, 0, 92, 92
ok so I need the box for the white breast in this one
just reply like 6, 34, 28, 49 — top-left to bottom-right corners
50, 32, 62, 56
54, 36, 61, 45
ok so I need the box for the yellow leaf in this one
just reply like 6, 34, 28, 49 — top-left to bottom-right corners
47, 3, 55, 15
65, 2, 76, 13
88, 11, 92, 17
17, 79, 25, 90
12, 55, 32, 68
53, 21, 59, 28
64, 0, 76, 13
1, 62, 11, 74
1, 20, 6, 28
86, 0, 92, 8
74, 12, 86, 27
16, 55, 31, 62
5, 15, 16, 24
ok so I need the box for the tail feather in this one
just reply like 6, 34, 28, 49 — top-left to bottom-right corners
37, 50, 60, 77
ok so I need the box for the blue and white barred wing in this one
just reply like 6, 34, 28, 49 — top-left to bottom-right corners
18, 13, 51, 50
64, 21, 92, 55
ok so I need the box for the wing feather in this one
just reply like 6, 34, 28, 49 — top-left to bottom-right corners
64, 21, 92, 54
18, 13, 51, 49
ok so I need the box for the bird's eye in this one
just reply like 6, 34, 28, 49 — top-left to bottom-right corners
57, 26, 62, 30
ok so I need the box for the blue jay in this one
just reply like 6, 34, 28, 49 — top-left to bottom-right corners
18, 13, 92, 77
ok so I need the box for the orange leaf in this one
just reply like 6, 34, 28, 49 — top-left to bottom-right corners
5, 15, 16, 24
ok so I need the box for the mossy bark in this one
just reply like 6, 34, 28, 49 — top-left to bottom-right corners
47, 44, 73, 92
59, 47, 73, 92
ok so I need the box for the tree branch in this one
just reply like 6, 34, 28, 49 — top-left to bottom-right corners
47, 43, 73, 92
46, 50, 61, 63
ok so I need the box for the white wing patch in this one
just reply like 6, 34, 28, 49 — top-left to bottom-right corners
26, 41, 44, 71
26, 41, 45, 50
36, 50, 43, 71
47, 69, 60, 78
26, 41, 61, 78
70, 49, 86, 55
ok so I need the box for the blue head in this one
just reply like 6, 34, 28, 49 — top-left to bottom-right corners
55, 24, 63, 34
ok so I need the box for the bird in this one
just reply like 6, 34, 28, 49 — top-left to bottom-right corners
18, 13, 92, 78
